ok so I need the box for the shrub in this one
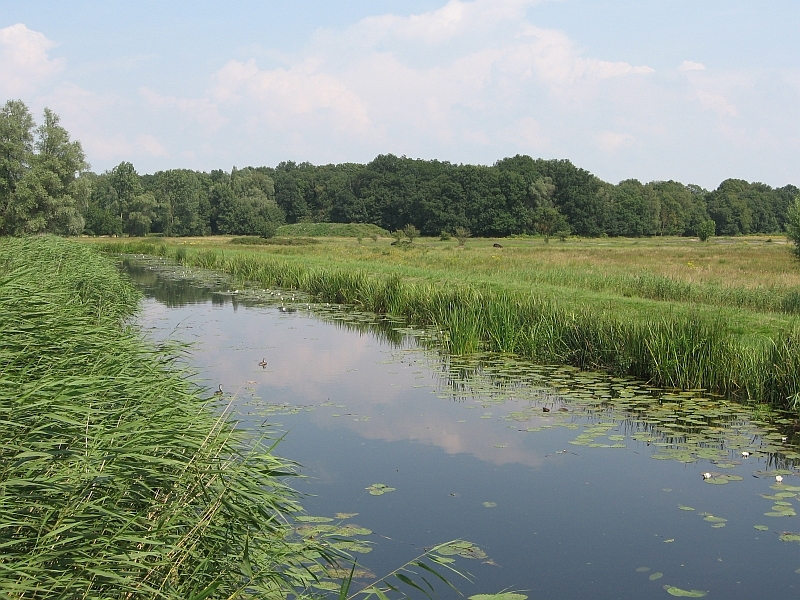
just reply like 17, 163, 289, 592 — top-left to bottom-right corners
786, 195, 800, 258
697, 219, 716, 242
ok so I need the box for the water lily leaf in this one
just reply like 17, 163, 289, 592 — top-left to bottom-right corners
780, 533, 800, 543
710, 523, 725, 528
679, 506, 695, 511
332, 541, 373, 553
483, 502, 497, 508
336, 524, 372, 536
366, 483, 396, 496
436, 541, 487, 559
296, 516, 334, 523
703, 516, 727, 523
469, 594, 527, 600
663, 585, 707, 597
335, 512, 359, 519
636, 567, 651, 572
650, 572, 664, 580
754, 525, 769, 531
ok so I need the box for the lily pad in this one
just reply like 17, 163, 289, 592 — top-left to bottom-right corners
296, 516, 334, 523
703, 515, 727, 523
780, 533, 800, 543
679, 506, 695, 511
649, 572, 664, 581
366, 483, 396, 496
483, 502, 497, 508
754, 525, 769, 531
469, 594, 527, 600
335, 512, 359, 519
636, 567, 651, 572
663, 585, 707, 597
436, 541, 487, 559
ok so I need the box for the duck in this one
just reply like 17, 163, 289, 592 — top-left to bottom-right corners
214, 384, 224, 396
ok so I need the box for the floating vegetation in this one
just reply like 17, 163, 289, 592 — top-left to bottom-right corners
483, 502, 498, 508
779, 533, 800, 543
436, 541, 488, 560
469, 594, 527, 600
679, 506, 695, 511
104, 241, 800, 409
754, 525, 770, 531
650, 572, 664, 581
636, 567, 651, 572
366, 483, 396, 496
663, 586, 707, 597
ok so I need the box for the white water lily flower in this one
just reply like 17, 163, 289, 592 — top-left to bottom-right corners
742, 451, 750, 458
776, 475, 784, 483
702, 472, 712, 479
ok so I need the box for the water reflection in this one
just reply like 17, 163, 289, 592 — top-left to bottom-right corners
123, 256, 800, 600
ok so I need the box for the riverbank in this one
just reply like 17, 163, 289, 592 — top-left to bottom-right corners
95, 235, 800, 409
0, 236, 321, 598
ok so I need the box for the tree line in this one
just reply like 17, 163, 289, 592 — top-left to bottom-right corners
2, 100, 798, 239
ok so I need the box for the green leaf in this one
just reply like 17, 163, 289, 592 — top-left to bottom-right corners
469, 594, 528, 600
663, 585, 707, 597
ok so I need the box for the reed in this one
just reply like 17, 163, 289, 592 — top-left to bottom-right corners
100, 240, 800, 410
0, 237, 327, 598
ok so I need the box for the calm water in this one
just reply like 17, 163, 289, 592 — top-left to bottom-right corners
125, 258, 800, 600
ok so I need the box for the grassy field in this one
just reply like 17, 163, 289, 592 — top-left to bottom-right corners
0, 236, 329, 598
93, 232, 800, 408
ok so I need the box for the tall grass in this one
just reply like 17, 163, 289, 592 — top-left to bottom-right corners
0, 237, 327, 598
101, 240, 800, 410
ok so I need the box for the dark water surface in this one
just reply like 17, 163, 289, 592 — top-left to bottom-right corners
125, 258, 800, 600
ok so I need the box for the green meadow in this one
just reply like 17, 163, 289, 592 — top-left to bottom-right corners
94, 231, 800, 410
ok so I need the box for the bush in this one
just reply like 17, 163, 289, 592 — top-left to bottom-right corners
454, 227, 471, 246
787, 196, 800, 258
403, 224, 420, 242
439, 230, 452, 241
697, 219, 716, 242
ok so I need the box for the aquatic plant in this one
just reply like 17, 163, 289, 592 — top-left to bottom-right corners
0, 237, 328, 598
99, 240, 800, 410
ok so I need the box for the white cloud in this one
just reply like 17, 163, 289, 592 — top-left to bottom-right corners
0, 23, 64, 96
211, 59, 372, 134
197, 1, 654, 158
595, 130, 635, 152
678, 60, 706, 72
140, 87, 227, 130
696, 90, 738, 117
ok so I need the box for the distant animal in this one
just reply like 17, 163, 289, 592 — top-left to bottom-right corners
214, 384, 224, 396
542, 407, 550, 412
493, 243, 503, 248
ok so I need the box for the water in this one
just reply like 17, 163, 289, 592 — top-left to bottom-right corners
125, 258, 800, 599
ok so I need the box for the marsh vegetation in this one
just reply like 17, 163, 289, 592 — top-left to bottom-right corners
98, 234, 800, 410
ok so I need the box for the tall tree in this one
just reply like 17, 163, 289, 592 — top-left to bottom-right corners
0, 104, 87, 235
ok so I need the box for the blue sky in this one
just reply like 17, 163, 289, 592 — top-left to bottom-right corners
1, 0, 797, 188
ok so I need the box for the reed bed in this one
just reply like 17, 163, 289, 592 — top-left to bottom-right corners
0, 237, 326, 599
102, 240, 800, 410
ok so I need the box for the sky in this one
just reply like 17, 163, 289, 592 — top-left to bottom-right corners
1, 0, 798, 188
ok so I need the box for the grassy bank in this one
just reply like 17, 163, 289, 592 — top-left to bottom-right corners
0, 237, 324, 598
95, 236, 800, 409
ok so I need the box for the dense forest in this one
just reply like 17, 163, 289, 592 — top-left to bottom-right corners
2, 100, 797, 239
